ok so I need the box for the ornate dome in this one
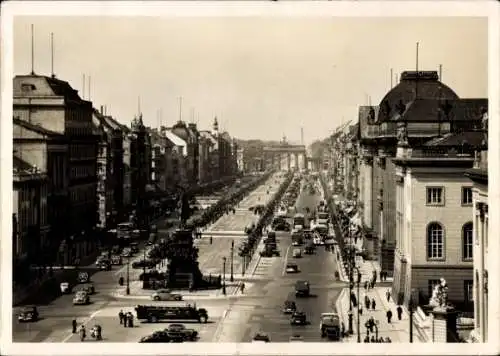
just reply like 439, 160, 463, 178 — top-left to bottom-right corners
377, 71, 459, 123
171, 120, 190, 141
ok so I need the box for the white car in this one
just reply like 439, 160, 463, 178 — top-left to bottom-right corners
286, 264, 299, 273
313, 237, 324, 245
73, 291, 90, 305
151, 289, 183, 301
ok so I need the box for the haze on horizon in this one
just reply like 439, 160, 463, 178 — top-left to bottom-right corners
13, 16, 487, 145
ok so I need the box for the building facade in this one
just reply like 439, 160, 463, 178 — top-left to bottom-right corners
465, 112, 489, 343
13, 75, 99, 261
392, 129, 483, 307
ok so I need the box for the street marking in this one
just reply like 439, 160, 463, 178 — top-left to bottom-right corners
281, 243, 293, 276
61, 309, 102, 343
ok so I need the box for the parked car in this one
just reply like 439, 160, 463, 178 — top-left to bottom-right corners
292, 248, 302, 258
132, 259, 157, 269
165, 323, 198, 341
121, 248, 132, 257
130, 242, 139, 254
17, 306, 39, 322
289, 334, 304, 342
75, 283, 95, 295
139, 331, 172, 343
151, 289, 183, 301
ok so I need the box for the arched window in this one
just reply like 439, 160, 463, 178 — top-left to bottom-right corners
462, 222, 473, 260
427, 222, 444, 259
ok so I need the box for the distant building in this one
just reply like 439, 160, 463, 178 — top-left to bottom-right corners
236, 147, 244, 173
163, 128, 188, 188
170, 121, 199, 186
13, 74, 99, 262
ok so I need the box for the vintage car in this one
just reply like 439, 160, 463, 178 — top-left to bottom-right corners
165, 323, 198, 341
75, 283, 95, 295
151, 289, 183, 301
111, 255, 123, 265
292, 248, 302, 258
282, 300, 297, 314
17, 306, 39, 322
290, 311, 307, 325
252, 332, 270, 343
73, 290, 90, 305
285, 263, 299, 274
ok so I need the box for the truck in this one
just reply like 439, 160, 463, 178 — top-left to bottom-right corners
135, 304, 209, 323
319, 312, 341, 340
295, 280, 310, 297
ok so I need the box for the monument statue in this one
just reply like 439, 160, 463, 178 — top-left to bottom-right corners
178, 190, 192, 228
429, 278, 449, 309
397, 124, 408, 145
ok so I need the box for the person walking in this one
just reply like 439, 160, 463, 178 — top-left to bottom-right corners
364, 295, 370, 310
128, 312, 134, 328
386, 309, 393, 324
118, 310, 124, 325
364, 281, 368, 290
370, 336, 376, 343
72, 319, 77, 333
386, 289, 391, 302
397, 305, 403, 321
371, 298, 376, 310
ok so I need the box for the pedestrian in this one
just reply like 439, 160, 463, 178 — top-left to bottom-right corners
72, 319, 77, 333
341, 322, 345, 337
386, 309, 393, 324
385, 337, 392, 343
397, 305, 403, 321
128, 313, 134, 328
241, 282, 245, 294
118, 310, 124, 325
379, 337, 385, 343
369, 317, 375, 333
386, 289, 391, 302
359, 307, 363, 316
364, 335, 369, 343
379, 270, 383, 282
364, 281, 368, 290
364, 295, 370, 310
371, 298, 376, 310
370, 336, 376, 343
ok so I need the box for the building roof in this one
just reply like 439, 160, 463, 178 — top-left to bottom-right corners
423, 131, 485, 147
164, 129, 187, 155
14, 74, 83, 102
171, 120, 191, 141
377, 71, 459, 123
13, 117, 63, 137
200, 130, 217, 145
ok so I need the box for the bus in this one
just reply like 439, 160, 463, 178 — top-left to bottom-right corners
117, 222, 134, 241
293, 213, 305, 229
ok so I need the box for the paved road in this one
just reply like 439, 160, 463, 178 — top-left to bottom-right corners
213, 178, 344, 342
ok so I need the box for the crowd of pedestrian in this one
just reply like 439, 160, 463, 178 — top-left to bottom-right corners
118, 310, 135, 328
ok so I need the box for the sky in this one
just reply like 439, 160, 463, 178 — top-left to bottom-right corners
13, 16, 488, 144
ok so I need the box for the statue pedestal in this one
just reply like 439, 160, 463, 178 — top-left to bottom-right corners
430, 306, 459, 343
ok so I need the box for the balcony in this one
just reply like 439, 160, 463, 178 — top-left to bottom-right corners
405, 146, 475, 159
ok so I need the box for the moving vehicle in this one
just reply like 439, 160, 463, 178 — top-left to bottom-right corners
130, 242, 140, 254
139, 331, 172, 343
292, 248, 302, 258
132, 259, 158, 269
18, 306, 39, 322
291, 230, 303, 246
282, 300, 297, 314
320, 312, 341, 340
252, 332, 270, 343
295, 280, 310, 297
165, 323, 198, 341
293, 213, 305, 230
97, 259, 112, 271
111, 255, 123, 265
73, 291, 90, 305
75, 283, 95, 295
121, 247, 132, 257
289, 334, 304, 342
290, 311, 307, 325
317, 212, 329, 225
285, 263, 299, 273
151, 289, 183, 301
260, 245, 279, 257
117, 222, 134, 241
135, 304, 208, 323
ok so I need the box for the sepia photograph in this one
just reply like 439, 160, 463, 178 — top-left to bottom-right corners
1, 1, 499, 355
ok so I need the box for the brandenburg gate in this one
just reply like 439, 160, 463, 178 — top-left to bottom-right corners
263, 136, 308, 171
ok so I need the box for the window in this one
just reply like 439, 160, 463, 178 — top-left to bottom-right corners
428, 279, 440, 298
426, 187, 444, 205
462, 222, 473, 260
464, 280, 473, 303
462, 187, 473, 205
427, 222, 444, 259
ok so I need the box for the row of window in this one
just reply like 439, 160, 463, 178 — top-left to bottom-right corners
71, 165, 96, 180
428, 279, 473, 303
70, 185, 95, 203
70, 144, 95, 160
426, 222, 473, 260
426, 186, 473, 205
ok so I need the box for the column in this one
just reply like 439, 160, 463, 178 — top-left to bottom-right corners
287, 153, 291, 171
294, 153, 298, 170
363, 156, 373, 228
303, 152, 307, 170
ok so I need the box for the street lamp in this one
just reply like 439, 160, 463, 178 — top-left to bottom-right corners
126, 256, 130, 295
409, 288, 416, 343
230, 239, 234, 282
222, 257, 227, 295
352, 266, 361, 343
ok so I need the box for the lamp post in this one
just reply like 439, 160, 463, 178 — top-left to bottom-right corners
353, 266, 361, 343
230, 240, 234, 282
409, 288, 415, 343
222, 257, 227, 295
126, 256, 130, 295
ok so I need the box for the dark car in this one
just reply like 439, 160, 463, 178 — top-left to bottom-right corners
97, 259, 112, 271
290, 311, 307, 325
75, 283, 95, 295
166, 323, 198, 341
282, 300, 297, 314
139, 331, 172, 343
130, 242, 139, 254
132, 259, 157, 269
18, 306, 39, 322
252, 332, 270, 342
